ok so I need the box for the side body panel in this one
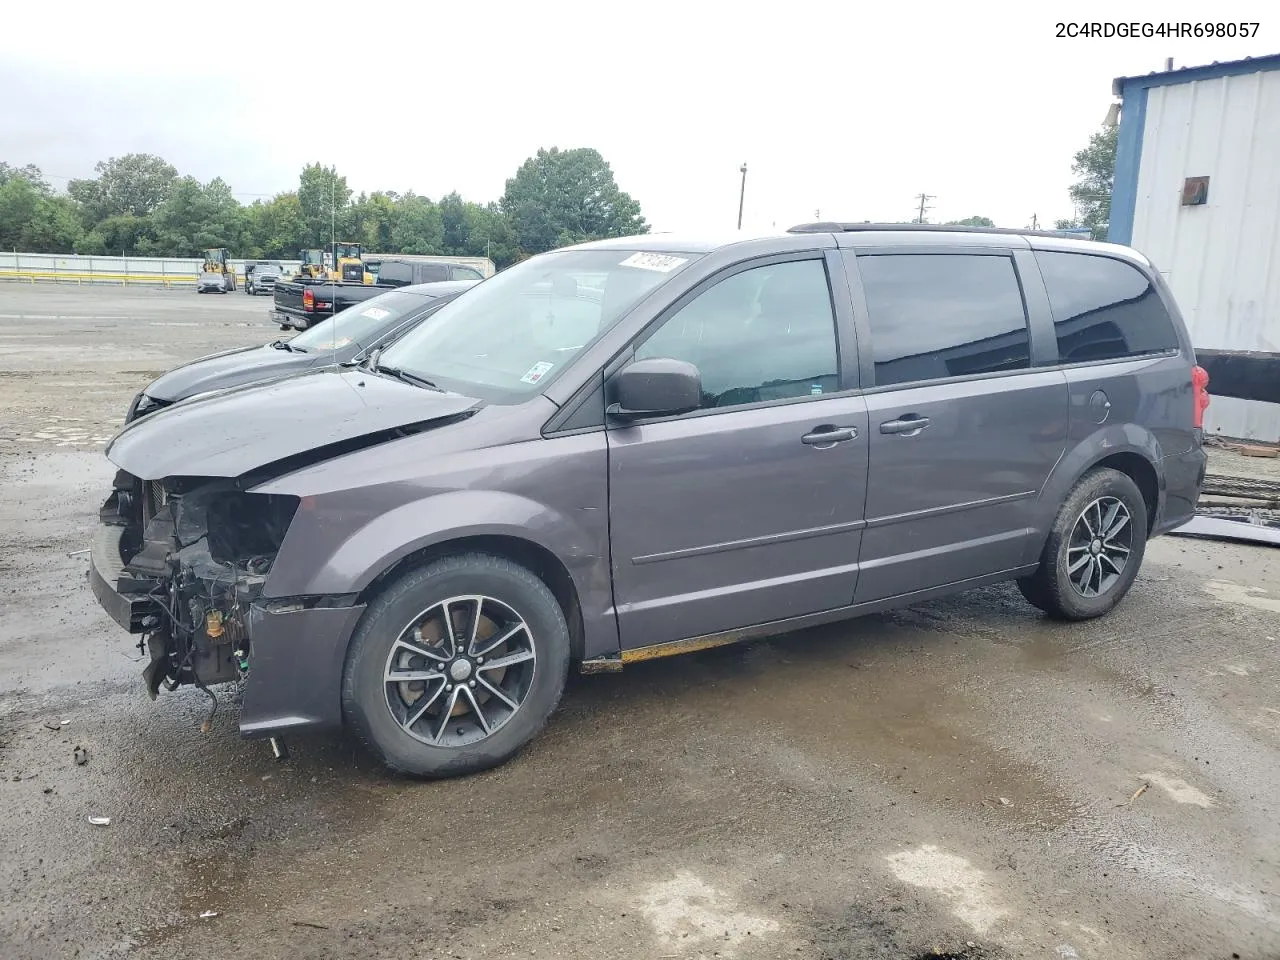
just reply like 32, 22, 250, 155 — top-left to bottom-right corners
606, 396, 869, 648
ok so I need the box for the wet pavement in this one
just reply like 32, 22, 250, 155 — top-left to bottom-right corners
1, 285, 1278, 960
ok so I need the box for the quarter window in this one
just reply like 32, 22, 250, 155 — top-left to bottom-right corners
1035, 252, 1179, 363
635, 259, 839, 410
859, 254, 1031, 387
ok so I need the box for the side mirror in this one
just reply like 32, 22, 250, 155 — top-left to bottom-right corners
609, 357, 702, 419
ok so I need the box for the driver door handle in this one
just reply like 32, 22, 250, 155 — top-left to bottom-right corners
801, 426, 858, 446
880, 414, 931, 436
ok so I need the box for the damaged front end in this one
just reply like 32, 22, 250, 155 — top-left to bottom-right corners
91, 469, 298, 703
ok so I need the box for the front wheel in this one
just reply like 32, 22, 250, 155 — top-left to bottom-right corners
1018, 467, 1148, 621
342, 553, 570, 777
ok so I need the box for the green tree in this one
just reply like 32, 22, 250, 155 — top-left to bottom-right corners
148, 176, 246, 255
297, 163, 353, 247
389, 193, 443, 254
1067, 124, 1117, 238
244, 192, 306, 258
349, 191, 397, 251
0, 162, 50, 192
946, 215, 995, 227
500, 147, 646, 256
67, 153, 177, 224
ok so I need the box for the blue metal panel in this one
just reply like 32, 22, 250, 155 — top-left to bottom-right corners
1109, 54, 1280, 246
1111, 54, 1280, 95
1109, 84, 1148, 246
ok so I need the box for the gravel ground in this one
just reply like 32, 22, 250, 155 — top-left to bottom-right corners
1, 284, 1278, 960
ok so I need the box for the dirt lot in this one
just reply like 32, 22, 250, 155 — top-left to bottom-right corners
1, 284, 1278, 960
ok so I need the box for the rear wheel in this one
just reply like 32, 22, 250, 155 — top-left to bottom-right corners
342, 553, 570, 777
1017, 467, 1147, 620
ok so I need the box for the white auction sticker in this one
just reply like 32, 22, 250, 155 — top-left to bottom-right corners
619, 252, 688, 273
520, 361, 555, 384
360, 307, 391, 320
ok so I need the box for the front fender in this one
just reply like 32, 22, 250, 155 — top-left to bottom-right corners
265, 489, 599, 598
1028, 423, 1164, 561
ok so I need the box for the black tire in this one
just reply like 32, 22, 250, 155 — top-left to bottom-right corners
1017, 467, 1148, 621
342, 552, 570, 778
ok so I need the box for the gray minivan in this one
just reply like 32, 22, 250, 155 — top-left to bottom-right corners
90, 224, 1209, 777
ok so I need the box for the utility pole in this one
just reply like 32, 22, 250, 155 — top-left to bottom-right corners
1030, 213, 1039, 230
737, 163, 748, 230
914, 193, 934, 224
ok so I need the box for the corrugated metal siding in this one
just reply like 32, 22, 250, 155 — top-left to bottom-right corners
1130, 68, 1280, 440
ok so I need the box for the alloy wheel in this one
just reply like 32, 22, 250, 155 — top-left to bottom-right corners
1067, 496, 1132, 598
383, 595, 536, 747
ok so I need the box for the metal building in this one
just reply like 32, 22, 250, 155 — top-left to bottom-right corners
1110, 53, 1280, 441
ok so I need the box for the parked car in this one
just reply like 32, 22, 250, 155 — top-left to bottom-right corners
196, 270, 232, 294
124, 280, 479, 423
245, 262, 283, 296
90, 225, 1208, 779
271, 258, 489, 330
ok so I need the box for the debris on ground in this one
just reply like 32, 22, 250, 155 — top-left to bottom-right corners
199, 911, 218, 920
43, 719, 70, 731
1117, 782, 1150, 808
72, 746, 87, 765
291, 920, 330, 930
87, 816, 111, 827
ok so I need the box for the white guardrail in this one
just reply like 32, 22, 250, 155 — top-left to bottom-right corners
0, 252, 302, 287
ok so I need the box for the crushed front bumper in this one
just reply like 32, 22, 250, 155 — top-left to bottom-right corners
88, 524, 156, 633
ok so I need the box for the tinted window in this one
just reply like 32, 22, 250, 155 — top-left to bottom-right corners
1035, 252, 1179, 363
859, 254, 1029, 387
375, 262, 415, 286
453, 266, 484, 280
636, 259, 838, 409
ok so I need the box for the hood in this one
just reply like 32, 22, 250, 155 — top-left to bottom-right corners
145, 344, 318, 402
108, 367, 481, 480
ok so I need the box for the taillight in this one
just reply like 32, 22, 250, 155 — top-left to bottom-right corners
302, 288, 315, 311
1192, 364, 1210, 429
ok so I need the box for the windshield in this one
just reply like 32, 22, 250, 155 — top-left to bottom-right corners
376, 248, 697, 401
291, 290, 435, 352
335, 243, 361, 260
301, 250, 323, 265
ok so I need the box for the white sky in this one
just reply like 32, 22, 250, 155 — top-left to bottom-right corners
0, 0, 1273, 233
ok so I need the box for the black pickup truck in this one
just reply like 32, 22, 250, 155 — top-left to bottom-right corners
271, 259, 488, 330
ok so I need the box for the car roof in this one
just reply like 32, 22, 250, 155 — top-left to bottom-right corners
567, 224, 1144, 263
396, 279, 482, 298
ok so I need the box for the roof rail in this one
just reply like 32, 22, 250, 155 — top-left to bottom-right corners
786, 222, 1095, 241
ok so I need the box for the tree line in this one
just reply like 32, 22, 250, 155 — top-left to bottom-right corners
0, 148, 648, 268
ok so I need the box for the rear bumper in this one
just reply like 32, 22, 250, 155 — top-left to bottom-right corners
1154, 444, 1208, 535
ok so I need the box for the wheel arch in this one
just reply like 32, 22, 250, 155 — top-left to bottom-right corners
354, 533, 587, 662
1032, 426, 1165, 560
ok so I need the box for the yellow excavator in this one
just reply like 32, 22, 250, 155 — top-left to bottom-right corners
201, 248, 236, 292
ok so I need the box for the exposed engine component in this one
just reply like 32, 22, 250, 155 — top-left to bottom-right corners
103, 472, 298, 701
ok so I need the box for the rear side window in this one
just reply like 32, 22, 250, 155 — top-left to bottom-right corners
416, 263, 450, 283
452, 266, 484, 280
376, 262, 414, 287
858, 254, 1030, 387
1035, 252, 1179, 363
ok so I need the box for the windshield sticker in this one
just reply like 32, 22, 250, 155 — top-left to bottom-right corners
520, 361, 555, 385
619, 252, 688, 273
360, 307, 391, 320
312, 337, 353, 350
